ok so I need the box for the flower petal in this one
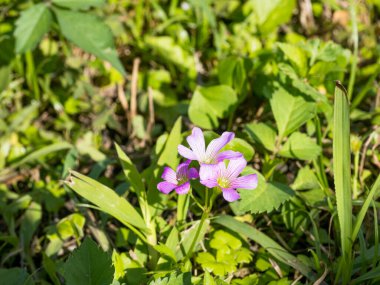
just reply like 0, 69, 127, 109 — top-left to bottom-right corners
216, 150, 243, 162
157, 182, 177, 194
222, 188, 240, 202
175, 181, 190, 194
176, 160, 191, 180
188, 167, 199, 179
200, 178, 218, 188
178, 145, 197, 160
186, 127, 206, 160
230, 174, 258, 189
226, 157, 247, 179
161, 167, 177, 184
205, 132, 235, 161
199, 163, 219, 181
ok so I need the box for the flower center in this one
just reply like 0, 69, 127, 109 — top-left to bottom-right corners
217, 177, 230, 188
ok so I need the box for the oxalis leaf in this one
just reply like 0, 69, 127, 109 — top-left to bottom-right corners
14, 3, 52, 53
62, 238, 114, 285
53, 8, 125, 75
230, 168, 294, 214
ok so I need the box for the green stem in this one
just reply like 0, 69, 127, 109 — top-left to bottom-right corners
347, 0, 358, 101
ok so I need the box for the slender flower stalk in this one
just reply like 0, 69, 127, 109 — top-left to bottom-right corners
177, 127, 242, 180
200, 158, 258, 202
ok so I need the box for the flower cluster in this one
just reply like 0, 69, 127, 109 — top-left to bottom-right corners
157, 127, 258, 202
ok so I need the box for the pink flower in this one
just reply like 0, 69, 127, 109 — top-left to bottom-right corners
157, 160, 199, 195
177, 127, 242, 181
200, 157, 258, 202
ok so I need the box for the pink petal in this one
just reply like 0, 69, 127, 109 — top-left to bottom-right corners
226, 157, 247, 179
188, 167, 199, 179
161, 167, 177, 184
186, 127, 205, 160
222, 188, 240, 202
175, 181, 190, 194
230, 174, 258, 190
199, 163, 219, 181
200, 178, 218, 188
178, 145, 197, 160
157, 182, 177, 194
205, 132, 235, 160
216, 150, 243, 162
176, 160, 191, 180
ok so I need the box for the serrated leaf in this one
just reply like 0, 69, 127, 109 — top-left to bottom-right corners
231, 170, 294, 214
14, 3, 52, 53
54, 8, 125, 75
279, 132, 321, 160
52, 0, 105, 10
270, 85, 316, 138
277, 43, 307, 76
62, 238, 114, 285
189, 85, 238, 129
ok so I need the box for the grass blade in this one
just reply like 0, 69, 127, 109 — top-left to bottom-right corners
333, 81, 353, 282
66, 171, 149, 237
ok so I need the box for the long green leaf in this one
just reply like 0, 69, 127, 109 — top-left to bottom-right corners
333, 82, 352, 282
213, 215, 315, 280
352, 175, 380, 242
66, 171, 148, 235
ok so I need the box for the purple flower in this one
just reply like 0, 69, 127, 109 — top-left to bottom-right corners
157, 160, 199, 195
200, 158, 258, 202
177, 127, 242, 181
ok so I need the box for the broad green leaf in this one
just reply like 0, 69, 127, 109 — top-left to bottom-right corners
222, 138, 254, 161
66, 171, 148, 232
54, 8, 125, 75
270, 85, 316, 138
244, 122, 277, 151
62, 238, 114, 285
291, 166, 320, 191
189, 85, 238, 129
145, 36, 196, 78
231, 169, 294, 214
279, 132, 321, 160
333, 82, 352, 264
52, 0, 105, 10
277, 43, 307, 76
251, 0, 296, 35
14, 3, 52, 53
0, 268, 34, 285
212, 215, 314, 280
